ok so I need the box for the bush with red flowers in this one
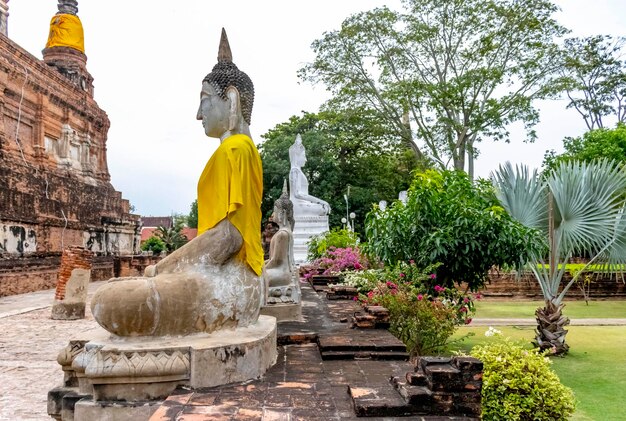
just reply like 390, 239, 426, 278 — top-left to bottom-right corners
346, 261, 476, 356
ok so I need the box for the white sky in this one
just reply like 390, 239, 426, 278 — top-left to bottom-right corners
6, 0, 626, 216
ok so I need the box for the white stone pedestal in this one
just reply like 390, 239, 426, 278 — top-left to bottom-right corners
292, 215, 329, 264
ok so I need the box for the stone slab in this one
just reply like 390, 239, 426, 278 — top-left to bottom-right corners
260, 302, 303, 322
74, 398, 162, 421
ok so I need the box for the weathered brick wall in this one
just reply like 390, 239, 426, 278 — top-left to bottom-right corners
0, 254, 162, 297
481, 271, 626, 299
0, 253, 60, 296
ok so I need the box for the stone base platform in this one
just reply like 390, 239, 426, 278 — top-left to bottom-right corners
292, 215, 329, 264
48, 316, 277, 420
74, 399, 162, 421
260, 303, 303, 322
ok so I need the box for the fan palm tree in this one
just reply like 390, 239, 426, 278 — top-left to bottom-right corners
492, 159, 626, 354
155, 225, 188, 252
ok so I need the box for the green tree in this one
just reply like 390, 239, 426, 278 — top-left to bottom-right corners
544, 123, 626, 170
187, 199, 198, 229
259, 110, 418, 231
299, 0, 566, 177
492, 160, 626, 354
365, 169, 542, 291
558, 35, 626, 130
141, 236, 166, 255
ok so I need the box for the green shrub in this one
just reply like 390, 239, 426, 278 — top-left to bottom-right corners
365, 169, 543, 290
141, 236, 166, 255
307, 228, 359, 260
360, 264, 475, 356
470, 336, 576, 420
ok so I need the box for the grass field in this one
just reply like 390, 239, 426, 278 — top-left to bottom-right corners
473, 299, 626, 319
454, 302, 626, 420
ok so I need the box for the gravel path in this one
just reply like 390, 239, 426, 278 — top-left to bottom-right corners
0, 283, 104, 421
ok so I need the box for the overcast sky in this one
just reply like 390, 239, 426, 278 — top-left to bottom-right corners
6, 1, 626, 217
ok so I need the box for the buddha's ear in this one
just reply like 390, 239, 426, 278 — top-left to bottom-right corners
225, 86, 241, 131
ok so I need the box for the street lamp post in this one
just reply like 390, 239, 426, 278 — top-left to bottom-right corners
349, 212, 356, 232
343, 194, 350, 231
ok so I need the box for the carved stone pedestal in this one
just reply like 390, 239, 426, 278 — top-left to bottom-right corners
292, 215, 329, 264
48, 316, 277, 421
261, 273, 303, 322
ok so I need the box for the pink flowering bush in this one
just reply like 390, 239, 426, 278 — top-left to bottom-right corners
302, 246, 373, 282
317, 247, 369, 274
355, 261, 476, 356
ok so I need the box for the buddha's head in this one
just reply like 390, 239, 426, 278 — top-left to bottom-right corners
197, 28, 254, 139
273, 180, 295, 231
288, 134, 306, 168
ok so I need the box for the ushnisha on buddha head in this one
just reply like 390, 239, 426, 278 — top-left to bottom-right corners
197, 28, 255, 141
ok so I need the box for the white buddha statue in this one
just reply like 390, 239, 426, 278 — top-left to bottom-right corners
288, 134, 331, 217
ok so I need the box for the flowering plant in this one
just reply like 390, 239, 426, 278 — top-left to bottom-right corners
317, 247, 369, 274
302, 247, 371, 281
356, 262, 476, 355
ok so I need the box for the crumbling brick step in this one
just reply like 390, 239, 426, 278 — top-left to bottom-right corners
277, 332, 318, 346
322, 350, 409, 360
327, 284, 359, 300
349, 385, 414, 417
310, 274, 342, 286
318, 332, 408, 361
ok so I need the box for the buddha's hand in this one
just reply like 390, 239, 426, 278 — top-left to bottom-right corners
144, 265, 157, 277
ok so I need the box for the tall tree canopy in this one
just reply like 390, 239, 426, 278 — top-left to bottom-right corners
543, 123, 626, 170
299, 0, 567, 177
258, 110, 418, 231
558, 35, 626, 130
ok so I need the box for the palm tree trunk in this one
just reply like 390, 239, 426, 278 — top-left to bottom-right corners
534, 300, 570, 355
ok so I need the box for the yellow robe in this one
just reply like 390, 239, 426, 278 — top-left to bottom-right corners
197, 134, 263, 276
46, 14, 85, 53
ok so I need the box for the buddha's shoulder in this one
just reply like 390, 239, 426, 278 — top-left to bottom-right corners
222, 134, 254, 148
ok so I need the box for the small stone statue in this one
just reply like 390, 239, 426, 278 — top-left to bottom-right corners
90, 29, 263, 337
289, 134, 331, 216
263, 181, 297, 304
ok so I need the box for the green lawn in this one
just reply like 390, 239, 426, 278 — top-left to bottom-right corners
453, 306, 626, 420
473, 299, 626, 319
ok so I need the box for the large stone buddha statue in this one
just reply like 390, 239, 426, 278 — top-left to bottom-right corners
90, 29, 263, 337
289, 134, 330, 217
